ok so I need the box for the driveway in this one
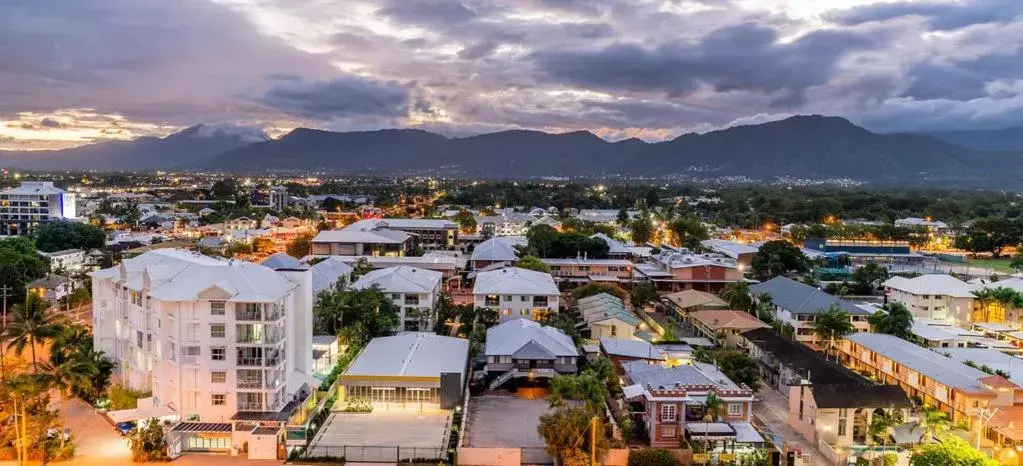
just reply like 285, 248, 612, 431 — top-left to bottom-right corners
752, 387, 826, 465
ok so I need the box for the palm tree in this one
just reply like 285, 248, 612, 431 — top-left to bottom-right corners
43, 354, 100, 433
812, 304, 853, 357
752, 292, 774, 322
720, 282, 752, 312
703, 392, 726, 452
3, 294, 65, 373
49, 323, 93, 365
868, 408, 905, 458
869, 302, 915, 340
912, 405, 950, 444
971, 288, 996, 322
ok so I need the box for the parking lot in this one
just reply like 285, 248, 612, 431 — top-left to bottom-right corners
307, 411, 451, 461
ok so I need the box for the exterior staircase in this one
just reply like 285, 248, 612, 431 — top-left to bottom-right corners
489, 368, 519, 390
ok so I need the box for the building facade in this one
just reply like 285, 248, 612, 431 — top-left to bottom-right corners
472, 267, 561, 322
350, 266, 443, 332
750, 277, 870, 346
0, 181, 77, 236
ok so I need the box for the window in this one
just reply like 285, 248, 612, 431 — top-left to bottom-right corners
210, 324, 225, 338
502, 295, 512, 302
211, 371, 227, 383
502, 309, 511, 316
520, 309, 530, 316
169, 343, 177, 362
391, 293, 401, 300
211, 394, 226, 406
211, 346, 226, 361
485, 295, 500, 307
728, 403, 742, 416
137, 330, 143, 347
660, 404, 677, 422
210, 301, 225, 315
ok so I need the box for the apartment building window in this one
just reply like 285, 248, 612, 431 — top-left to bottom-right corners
136, 330, 143, 347
404, 295, 420, 306
210, 301, 225, 316
211, 394, 226, 406
210, 324, 225, 338
211, 371, 227, 383
391, 293, 401, 300
520, 309, 530, 316
211, 346, 226, 361
485, 295, 500, 307
169, 343, 177, 362
502, 309, 511, 316
728, 403, 742, 416
532, 296, 549, 307
660, 404, 677, 422
660, 425, 677, 438
502, 295, 512, 302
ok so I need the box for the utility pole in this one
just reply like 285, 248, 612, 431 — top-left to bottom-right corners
590, 416, 598, 466
0, 284, 11, 383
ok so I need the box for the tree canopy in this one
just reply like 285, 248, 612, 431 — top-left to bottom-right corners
517, 255, 551, 273
34, 221, 106, 253
868, 302, 914, 340
910, 435, 997, 466
525, 224, 609, 259
750, 240, 808, 281
313, 286, 400, 336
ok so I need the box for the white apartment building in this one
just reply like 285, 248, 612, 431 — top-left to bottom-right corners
473, 267, 561, 322
350, 266, 443, 332
0, 181, 77, 236
90, 249, 315, 432
41, 248, 87, 273
750, 276, 870, 345
883, 274, 976, 324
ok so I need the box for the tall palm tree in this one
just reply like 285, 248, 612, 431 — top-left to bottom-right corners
703, 392, 726, 452
812, 304, 854, 357
971, 288, 996, 322
869, 408, 905, 458
42, 354, 100, 433
869, 302, 915, 340
3, 294, 65, 373
49, 323, 93, 365
911, 405, 950, 444
720, 282, 752, 312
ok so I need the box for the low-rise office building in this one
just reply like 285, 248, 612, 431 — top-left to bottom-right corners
634, 248, 742, 293
0, 181, 77, 236
339, 333, 469, 411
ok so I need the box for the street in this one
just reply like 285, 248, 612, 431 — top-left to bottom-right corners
752, 387, 828, 465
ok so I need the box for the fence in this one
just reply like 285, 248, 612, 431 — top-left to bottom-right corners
299, 445, 447, 462
520, 447, 554, 465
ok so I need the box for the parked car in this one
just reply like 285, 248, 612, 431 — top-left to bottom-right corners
115, 421, 135, 436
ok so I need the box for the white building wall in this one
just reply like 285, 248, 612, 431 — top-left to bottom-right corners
474, 293, 561, 322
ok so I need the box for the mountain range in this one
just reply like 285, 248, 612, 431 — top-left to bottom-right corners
2, 115, 1022, 184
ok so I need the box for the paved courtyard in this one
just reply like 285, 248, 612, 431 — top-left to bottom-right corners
307, 411, 450, 461
464, 394, 554, 464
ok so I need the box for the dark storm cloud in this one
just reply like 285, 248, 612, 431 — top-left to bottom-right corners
256, 75, 411, 119
902, 48, 1023, 101
829, 0, 1023, 30
531, 24, 884, 107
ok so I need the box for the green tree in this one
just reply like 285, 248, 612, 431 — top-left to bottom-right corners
33, 221, 106, 253
570, 283, 627, 300
1011, 254, 1023, 273
616, 208, 630, 227
629, 215, 654, 245
869, 408, 905, 456
713, 351, 761, 392
313, 286, 400, 336
0, 237, 49, 303
851, 263, 889, 295
629, 282, 660, 309
954, 217, 1020, 258
537, 406, 609, 466
286, 232, 314, 258
627, 449, 681, 466
667, 216, 709, 249
454, 210, 478, 234
517, 255, 551, 273
549, 370, 605, 410
812, 304, 853, 356
910, 434, 996, 466
128, 418, 170, 462
868, 302, 914, 340
537, 312, 582, 345
3, 294, 65, 373
911, 405, 950, 444
750, 240, 808, 281
352, 257, 373, 279
211, 179, 239, 200
720, 281, 752, 311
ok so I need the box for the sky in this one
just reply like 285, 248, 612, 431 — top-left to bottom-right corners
2, 0, 1023, 150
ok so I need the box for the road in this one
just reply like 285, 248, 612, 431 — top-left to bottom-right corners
752, 387, 828, 465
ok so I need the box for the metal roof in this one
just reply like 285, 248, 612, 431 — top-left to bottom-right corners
473, 267, 559, 296
846, 333, 998, 394
883, 274, 976, 298
260, 253, 309, 271
350, 266, 443, 294
171, 422, 232, 433
750, 276, 869, 315
598, 337, 664, 360
485, 318, 578, 357
343, 332, 469, 379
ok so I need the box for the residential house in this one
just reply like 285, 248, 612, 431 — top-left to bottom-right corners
621, 361, 759, 450
469, 236, 525, 270
882, 274, 976, 324
598, 337, 664, 367
301, 255, 459, 280
484, 319, 579, 389
750, 276, 871, 346
41, 248, 87, 273
634, 248, 742, 293
27, 274, 73, 304
664, 290, 729, 317
339, 333, 468, 411
542, 258, 634, 285
309, 257, 354, 294
686, 310, 768, 349
473, 267, 561, 322
350, 266, 443, 332
839, 332, 1021, 427
89, 249, 316, 455
577, 293, 642, 340
0, 181, 77, 236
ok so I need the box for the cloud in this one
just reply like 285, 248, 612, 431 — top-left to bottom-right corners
375, 0, 478, 26
255, 75, 412, 120
828, 0, 1023, 30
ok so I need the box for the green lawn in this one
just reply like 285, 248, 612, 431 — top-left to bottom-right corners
966, 257, 1016, 274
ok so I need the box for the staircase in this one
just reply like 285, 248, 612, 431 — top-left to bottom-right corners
489, 368, 519, 390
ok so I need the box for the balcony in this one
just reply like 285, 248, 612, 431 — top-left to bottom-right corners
237, 402, 264, 412
235, 308, 262, 321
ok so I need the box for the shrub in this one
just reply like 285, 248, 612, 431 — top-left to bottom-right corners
128, 418, 169, 462
108, 384, 151, 411
628, 448, 681, 466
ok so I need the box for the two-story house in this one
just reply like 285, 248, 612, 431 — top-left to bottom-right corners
350, 265, 443, 332
484, 319, 579, 389
542, 258, 634, 285
750, 276, 871, 346
882, 274, 976, 324
473, 267, 561, 322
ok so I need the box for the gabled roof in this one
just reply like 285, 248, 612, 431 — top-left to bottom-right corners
350, 266, 442, 294
622, 360, 741, 390
750, 276, 869, 315
344, 218, 456, 231
883, 274, 976, 298
664, 290, 728, 309
485, 319, 578, 357
700, 239, 759, 258
591, 233, 630, 254
473, 267, 559, 296
310, 257, 354, 293
260, 253, 309, 271
689, 310, 768, 332
28, 274, 70, 290
598, 337, 663, 360
312, 229, 411, 244
811, 384, 911, 409
470, 236, 525, 262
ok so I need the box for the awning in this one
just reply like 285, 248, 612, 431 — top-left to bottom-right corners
730, 422, 765, 444
622, 384, 645, 400
685, 422, 735, 438
588, 275, 621, 282
171, 422, 232, 433
107, 405, 178, 424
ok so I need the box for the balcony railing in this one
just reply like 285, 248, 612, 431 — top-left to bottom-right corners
236, 329, 284, 345
236, 309, 262, 321
237, 402, 264, 411
236, 355, 282, 367
237, 379, 263, 389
